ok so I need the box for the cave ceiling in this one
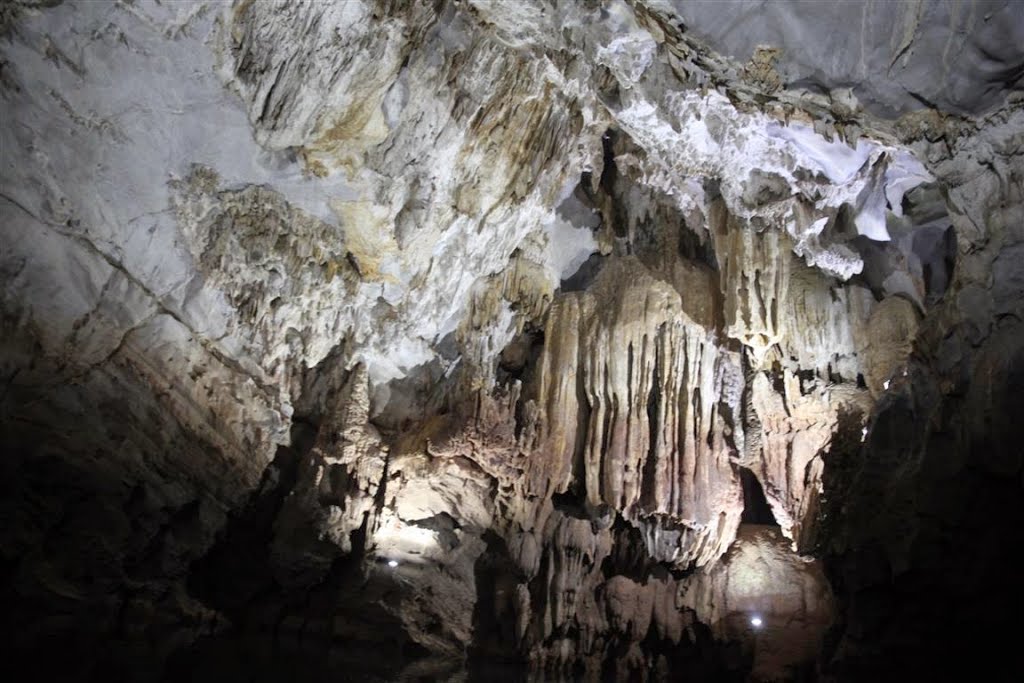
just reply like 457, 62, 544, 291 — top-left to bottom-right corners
1, 1, 1023, 681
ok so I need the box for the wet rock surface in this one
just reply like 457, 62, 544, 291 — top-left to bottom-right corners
1, 1, 1023, 681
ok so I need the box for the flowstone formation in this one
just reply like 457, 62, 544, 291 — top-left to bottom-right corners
1, 1, 1022, 681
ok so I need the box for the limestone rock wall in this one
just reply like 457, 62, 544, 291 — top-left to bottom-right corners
2, 0, 1021, 681
817, 105, 1024, 682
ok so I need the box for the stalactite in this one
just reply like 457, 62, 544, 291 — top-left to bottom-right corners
537, 257, 744, 568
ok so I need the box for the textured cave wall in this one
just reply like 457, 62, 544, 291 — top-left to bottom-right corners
672, 0, 1024, 118
1, 1, 1023, 682
817, 105, 1024, 683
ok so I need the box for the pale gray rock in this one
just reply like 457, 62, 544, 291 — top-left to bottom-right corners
672, 0, 1024, 117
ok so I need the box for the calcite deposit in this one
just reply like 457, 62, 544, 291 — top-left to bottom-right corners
1, 1, 1022, 681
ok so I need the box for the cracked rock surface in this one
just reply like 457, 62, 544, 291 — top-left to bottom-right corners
1, 1, 1023, 681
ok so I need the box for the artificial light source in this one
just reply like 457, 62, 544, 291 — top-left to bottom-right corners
387, 559, 399, 568
750, 615, 763, 628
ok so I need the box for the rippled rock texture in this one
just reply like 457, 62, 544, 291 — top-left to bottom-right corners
1, 1, 1022, 681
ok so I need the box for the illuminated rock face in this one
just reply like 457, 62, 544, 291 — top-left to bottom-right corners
680, 525, 835, 682
536, 257, 745, 568
1, 1, 1023, 681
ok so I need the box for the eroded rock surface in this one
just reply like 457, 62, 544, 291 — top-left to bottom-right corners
672, 0, 1024, 118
